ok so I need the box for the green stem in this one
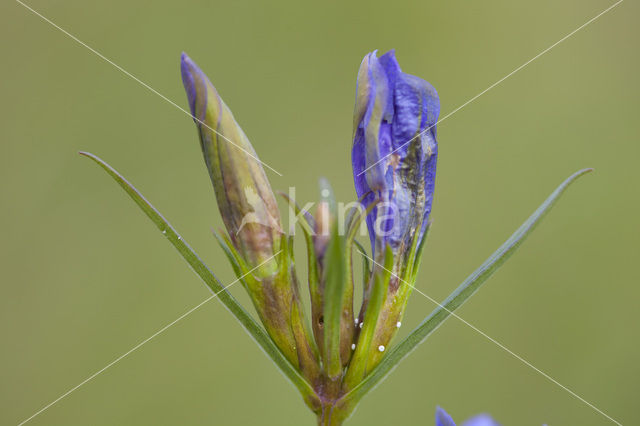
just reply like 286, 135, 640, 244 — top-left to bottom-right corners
316, 403, 351, 426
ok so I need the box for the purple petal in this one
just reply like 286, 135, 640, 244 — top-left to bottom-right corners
461, 414, 501, 426
436, 406, 457, 426
351, 49, 440, 256
180, 52, 209, 123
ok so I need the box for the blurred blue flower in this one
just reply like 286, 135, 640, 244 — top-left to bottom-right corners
436, 406, 500, 426
351, 50, 439, 259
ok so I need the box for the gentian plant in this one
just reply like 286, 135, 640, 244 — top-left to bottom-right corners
81, 50, 590, 425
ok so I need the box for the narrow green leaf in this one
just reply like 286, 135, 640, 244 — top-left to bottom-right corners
279, 191, 326, 365
278, 192, 319, 296
79, 151, 316, 401
405, 222, 431, 283
343, 245, 393, 388
341, 168, 592, 404
411, 222, 431, 282
354, 240, 371, 286
212, 231, 247, 286
344, 191, 372, 234
323, 220, 348, 379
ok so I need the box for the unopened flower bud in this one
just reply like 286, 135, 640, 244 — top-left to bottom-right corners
352, 50, 439, 263
181, 53, 281, 275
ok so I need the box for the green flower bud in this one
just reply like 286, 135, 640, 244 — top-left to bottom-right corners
181, 53, 281, 276
182, 54, 319, 384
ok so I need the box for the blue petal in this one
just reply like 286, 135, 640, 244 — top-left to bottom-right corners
180, 52, 210, 123
436, 406, 457, 426
461, 414, 501, 426
351, 50, 440, 257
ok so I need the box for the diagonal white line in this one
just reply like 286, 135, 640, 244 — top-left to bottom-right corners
358, 250, 622, 425
358, 0, 623, 178
15, 0, 283, 177
16, 252, 281, 426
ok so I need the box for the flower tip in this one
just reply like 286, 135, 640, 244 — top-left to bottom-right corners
180, 54, 196, 115
367, 50, 379, 64
380, 48, 396, 59
179, 52, 210, 121
359, 50, 380, 71
379, 48, 400, 71
179, 51, 195, 78
435, 406, 456, 426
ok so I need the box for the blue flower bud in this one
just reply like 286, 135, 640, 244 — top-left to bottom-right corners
352, 50, 439, 261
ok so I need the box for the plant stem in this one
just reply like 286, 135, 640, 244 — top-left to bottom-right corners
316, 404, 349, 426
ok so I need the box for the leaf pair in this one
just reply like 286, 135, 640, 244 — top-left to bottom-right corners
81, 150, 591, 421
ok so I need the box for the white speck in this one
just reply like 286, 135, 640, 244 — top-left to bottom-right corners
321, 189, 330, 197
162, 230, 167, 235
351, 343, 356, 350
354, 318, 359, 325
177, 236, 182, 240
359, 322, 363, 329
396, 321, 402, 328
378, 345, 385, 352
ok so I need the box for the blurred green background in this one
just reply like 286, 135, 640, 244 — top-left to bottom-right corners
1, 0, 638, 424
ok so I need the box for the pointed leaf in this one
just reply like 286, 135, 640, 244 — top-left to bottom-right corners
279, 191, 319, 292
79, 152, 316, 401
354, 240, 371, 286
341, 168, 592, 404
323, 219, 348, 379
